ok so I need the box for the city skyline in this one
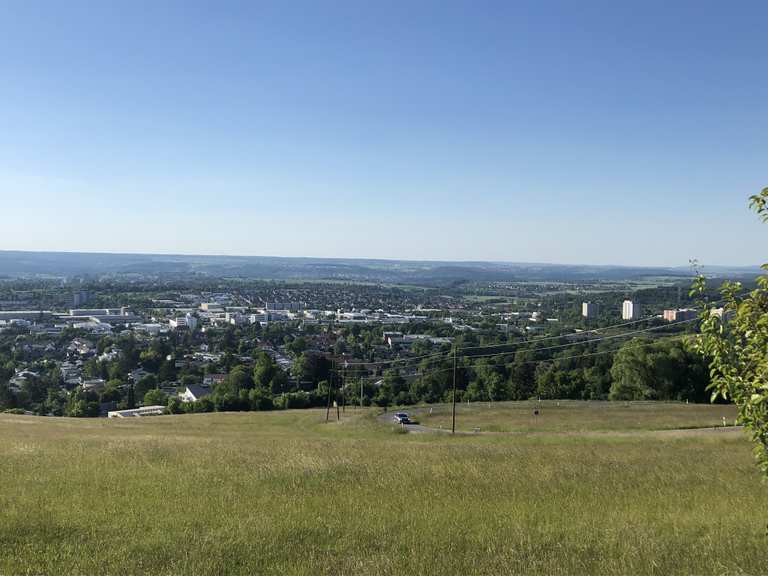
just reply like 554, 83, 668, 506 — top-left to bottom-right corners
0, 1, 766, 266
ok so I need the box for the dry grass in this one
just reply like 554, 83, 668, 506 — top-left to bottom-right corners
0, 405, 765, 575
414, 400, 739, 433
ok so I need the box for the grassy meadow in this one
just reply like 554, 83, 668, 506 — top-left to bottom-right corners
413, 400, 740, 433
1, 404, 766, 575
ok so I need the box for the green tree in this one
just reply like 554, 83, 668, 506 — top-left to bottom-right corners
507, 355, 536, 400
270, 368, 289, 395
157, 360, 176, 383
0, 380, 16, 409
692, 187, 768, 475
608, 341, 655, 401
43, 388, 67, 416
372, 382, 392, 408
218, 365, 253, 396
100, 380, 123, 403
143, 388, 168, 406
139, 349, 163, 372
180, 374, 200, 388
252, 352, 276, 388
287, 337, 307, 357
166, 396, 184, 414
382, 369, 407, 396
135, 374, 158, 399
248, 387, 274, 411
66, 388, 100, 417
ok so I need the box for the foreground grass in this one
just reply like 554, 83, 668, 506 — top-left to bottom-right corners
414, 400, 739, 433
0, 407, 766, 575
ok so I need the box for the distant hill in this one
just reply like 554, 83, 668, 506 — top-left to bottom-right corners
0, 250, 761, 284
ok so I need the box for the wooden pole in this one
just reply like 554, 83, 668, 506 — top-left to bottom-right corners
325, 359, 334, 423
451, 348, 457, 435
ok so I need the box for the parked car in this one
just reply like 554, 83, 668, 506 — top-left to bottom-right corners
393, 412, 410, 424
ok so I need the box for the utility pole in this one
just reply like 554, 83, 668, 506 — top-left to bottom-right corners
359, 368, 364, 410
325, 359, 334, 423
337, 361, 342, 421
451, 347, 457, 435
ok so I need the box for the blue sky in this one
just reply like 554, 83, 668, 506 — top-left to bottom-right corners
0, 0, 765, 266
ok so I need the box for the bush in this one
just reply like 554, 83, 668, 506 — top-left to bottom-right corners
143, 388, 168, 406
249, 388, 273, 411
166, 396, 184, 414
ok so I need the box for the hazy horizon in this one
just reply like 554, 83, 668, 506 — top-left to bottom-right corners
0, 248, 761, 272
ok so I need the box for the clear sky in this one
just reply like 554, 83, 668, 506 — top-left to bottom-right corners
0, 1, 765, 267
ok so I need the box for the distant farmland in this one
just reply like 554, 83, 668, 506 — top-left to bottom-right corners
1, 404, 765, 576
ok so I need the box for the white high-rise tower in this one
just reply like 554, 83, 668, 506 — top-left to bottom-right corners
622, 300, 640, 320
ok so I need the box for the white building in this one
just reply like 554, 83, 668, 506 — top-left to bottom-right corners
386, 334, 453, 349
107, 405, 166, 418
169, 313, 198, 331
622, 300, 640, 320
225, 312, 246, 326
135, 323, 165, 336
179, 385, 212, 403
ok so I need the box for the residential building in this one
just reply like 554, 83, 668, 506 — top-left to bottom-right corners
169, 313, 198, 331
81, 379, 107, 393
67, 338, 95, 357
225, 312, 246, 326
72, 290, 91, 307
180, 385, 212, 403
581, 302, 599, 319
9, 370, 40, 390
265, 302, 303, 311
203, 373, 227, 387
663, 308, 698, 322
710, 307, 736, 321
622, 300, 640, 320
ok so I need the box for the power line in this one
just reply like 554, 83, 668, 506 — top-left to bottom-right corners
345, 333, 691, 385
332, 316, 698, 376
337, 322, 696, 385
334, 313, 666, 370
444, 318, 698, 363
